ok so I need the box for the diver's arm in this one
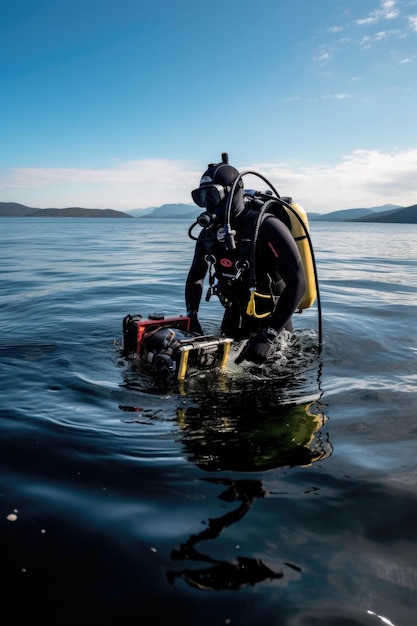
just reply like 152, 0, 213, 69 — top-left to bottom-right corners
185, 237, 208, 332
262, 216, 306, 335
236, 217, 306, 365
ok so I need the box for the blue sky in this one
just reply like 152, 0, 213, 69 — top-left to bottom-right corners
1, 0, 417, 213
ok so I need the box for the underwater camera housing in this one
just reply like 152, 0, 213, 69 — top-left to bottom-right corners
122, 313, 233, 379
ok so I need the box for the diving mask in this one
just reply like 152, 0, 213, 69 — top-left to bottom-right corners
191, 184, 227, 208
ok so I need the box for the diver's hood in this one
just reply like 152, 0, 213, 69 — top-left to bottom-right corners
192, 157, 245, 228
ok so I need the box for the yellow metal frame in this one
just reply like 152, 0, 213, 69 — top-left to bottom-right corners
176, 338, 233, 380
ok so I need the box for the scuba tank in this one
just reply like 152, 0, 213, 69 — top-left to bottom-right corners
275, 196, 316, 310
238, 189, 317, 312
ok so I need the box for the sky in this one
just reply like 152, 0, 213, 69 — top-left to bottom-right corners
1, 0, 417, 213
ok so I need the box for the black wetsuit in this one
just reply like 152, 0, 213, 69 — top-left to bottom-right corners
185, 205, 306, 339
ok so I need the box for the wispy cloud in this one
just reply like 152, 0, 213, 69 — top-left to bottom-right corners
281, 93, 353, 103
2, 150, 417, 213
408, 15, 417, 31
313, 51, 330, 62
311, 0, 417, 81
357, 0, 399, 25
0, 159, 198, 209
360, 31, 387, 46
252, 148, 417, 212
323, 93, 352, 100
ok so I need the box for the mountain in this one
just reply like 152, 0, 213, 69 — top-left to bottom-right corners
310, 204, 403, 221
2, 201, 416, 222
0, 202, 37, 216
29, 207, 132, 218
124, 207, 157, 217
311, 208, 374, 221
128, 203, 200, 219
352, 204, 417, 223
0, 202, 132, 218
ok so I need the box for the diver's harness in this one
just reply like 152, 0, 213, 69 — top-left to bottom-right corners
188, 168, 323, 346
199, 197, 284, 321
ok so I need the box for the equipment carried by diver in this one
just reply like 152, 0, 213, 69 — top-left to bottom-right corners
188, 155, 322, 346
243, 191, 317, 311
122, 313, 233, 380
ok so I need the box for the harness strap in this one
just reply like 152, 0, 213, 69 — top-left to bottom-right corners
204, 254, 216, 301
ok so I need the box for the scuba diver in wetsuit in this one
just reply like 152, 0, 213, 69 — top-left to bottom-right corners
185, 154, 307, 365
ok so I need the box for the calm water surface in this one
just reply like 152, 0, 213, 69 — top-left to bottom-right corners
1, 218, 417, 625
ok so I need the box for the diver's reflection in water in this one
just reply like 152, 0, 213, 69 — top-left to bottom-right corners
177, 382, 331, 472
167, 478, 283, 590
167, 378, 332, 590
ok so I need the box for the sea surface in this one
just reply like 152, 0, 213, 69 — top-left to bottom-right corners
1, 217, 416, 626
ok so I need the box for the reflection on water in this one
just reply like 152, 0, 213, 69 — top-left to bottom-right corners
168, 388, 331, 590
177, 396, 331, 472
121, 353, 332, 593
167, 478, 283, 590
121, 352, 332, 473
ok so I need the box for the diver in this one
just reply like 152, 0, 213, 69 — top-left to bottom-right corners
185, 153, 307, 365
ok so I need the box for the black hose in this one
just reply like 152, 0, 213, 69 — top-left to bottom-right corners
188, 221, 199, 241
248, 199, 277, 290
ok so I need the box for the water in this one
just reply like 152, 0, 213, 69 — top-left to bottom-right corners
1, 217, 417, 625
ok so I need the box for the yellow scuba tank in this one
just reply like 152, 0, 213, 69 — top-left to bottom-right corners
281, 197, 317, 310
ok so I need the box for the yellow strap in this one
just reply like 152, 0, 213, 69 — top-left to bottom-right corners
246, 290, 273, 319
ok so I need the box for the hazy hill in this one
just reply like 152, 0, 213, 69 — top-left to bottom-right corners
352, 204, 417, 223
310, 204, 403, 221
29, 207, 132, 218
2, 201, 416, 222
0, 202, 37, 216
124, 207, 157, 217
127, 203, 199, 219
0, 202, 132, 218
139, 202, 408, 222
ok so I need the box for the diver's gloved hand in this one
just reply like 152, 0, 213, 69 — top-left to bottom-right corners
235, 328, 278, 365
187, 310, 203, 335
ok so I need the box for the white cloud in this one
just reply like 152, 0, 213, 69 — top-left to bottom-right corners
0, 159, 198, 209
359, 28, 398, 47
244, 149, 417, 212
323, 93, 352, 100
357, 0, 399, 25
313, 51, 330, 62
1, 150, 417, 214
408, 15, 417, 31
360, 35, 373, 47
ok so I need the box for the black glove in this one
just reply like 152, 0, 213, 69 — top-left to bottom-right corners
187, 310, 203, 335
235, 328, 278, 365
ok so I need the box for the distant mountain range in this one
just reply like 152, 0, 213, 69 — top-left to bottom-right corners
308, 204, 398, 221
1, 201, 416, 223
126, 203, 200, 219
0, 202, 131, 218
